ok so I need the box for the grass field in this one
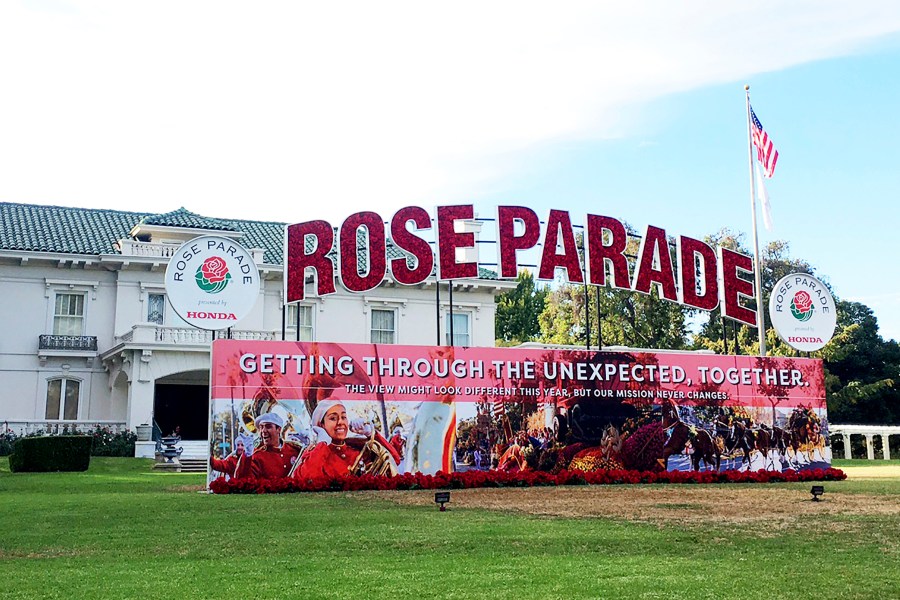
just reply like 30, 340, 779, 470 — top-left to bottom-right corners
1, 457, 899, 600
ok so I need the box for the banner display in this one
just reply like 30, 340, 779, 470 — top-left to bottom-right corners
208, 340, 830, 489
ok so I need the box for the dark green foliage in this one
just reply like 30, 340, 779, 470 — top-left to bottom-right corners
538, 225, 691, 350
88, 427, 138, 456
495, 270, 548, 345
823, 301, 900, 424
540, 282, 691, 350
8, 435, 92, 472
0, 429, 17, 456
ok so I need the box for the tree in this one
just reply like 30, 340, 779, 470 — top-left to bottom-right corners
495, 270, 548, 346
539, 283, 692, 349
693, 231, 816, 356
822, 301, 900, 424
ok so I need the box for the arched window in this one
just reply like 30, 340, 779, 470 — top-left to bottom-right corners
46, 378, 81, 420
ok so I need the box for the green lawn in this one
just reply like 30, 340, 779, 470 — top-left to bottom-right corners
1, 457, 898, 600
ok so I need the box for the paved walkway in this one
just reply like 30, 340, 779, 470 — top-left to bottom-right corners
844, 464, 900, 478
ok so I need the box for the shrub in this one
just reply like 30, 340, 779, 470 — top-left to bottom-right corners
2, 428, 136, 457
89, 427, 137, 457
8, 435, 92, 472
0, 429, 18, 456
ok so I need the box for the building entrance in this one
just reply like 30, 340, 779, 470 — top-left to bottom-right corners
153, 383, 208, 440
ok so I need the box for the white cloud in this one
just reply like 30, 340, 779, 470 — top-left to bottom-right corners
1, 1, 900, 221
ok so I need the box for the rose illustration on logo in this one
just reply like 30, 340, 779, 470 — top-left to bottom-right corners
195, 256, 231, 294
790, 290, 814, 322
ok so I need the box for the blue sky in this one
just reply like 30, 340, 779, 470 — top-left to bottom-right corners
478, 41, 900, 341
1, 2, 898, 341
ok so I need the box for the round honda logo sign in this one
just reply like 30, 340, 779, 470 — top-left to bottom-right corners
769, 273, 837, 352
164, 236, 260, 330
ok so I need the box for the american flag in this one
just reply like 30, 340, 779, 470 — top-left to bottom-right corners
492, 401, 506, 419
750, 105, 778, 178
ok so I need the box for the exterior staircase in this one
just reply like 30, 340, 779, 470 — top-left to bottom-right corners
152, 439, 209, 473
176, 458, 208, 473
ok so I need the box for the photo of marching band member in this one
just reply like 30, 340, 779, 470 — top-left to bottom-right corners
294, 400, 357, 479
232, 412, 301, 480
208, 395, 410, 485
209, 433, 252, 478
388, 426, 406, 459
292, 400, 402, 480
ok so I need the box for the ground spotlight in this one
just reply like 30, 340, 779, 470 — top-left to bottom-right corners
435, 491, 450, 511
810, 485, 825, 502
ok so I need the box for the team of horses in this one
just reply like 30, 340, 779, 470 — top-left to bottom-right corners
660, 400, 826, 471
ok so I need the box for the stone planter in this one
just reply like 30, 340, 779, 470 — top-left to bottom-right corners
136, 424, 152, 441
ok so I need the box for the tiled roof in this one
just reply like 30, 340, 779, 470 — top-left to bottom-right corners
0, 202, 497, 279
0, 202, 285, 263
0, 203, 150, 255
138, 207, 238, 231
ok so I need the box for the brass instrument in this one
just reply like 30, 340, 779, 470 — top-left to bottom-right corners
241, 395, 278, 435
350, 432, 399, 477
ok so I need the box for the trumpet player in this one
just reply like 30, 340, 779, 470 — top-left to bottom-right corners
234, 412, 300, 480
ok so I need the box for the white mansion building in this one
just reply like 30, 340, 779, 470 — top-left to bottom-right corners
0, 202, 511, 452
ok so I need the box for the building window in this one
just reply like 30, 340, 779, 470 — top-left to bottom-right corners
46, 378, 80, 420
148, 293, 166, 325
446, 312, 470, 346
371, 308, 396, 344
53, 293, 85, 336
287, 304, 314, 341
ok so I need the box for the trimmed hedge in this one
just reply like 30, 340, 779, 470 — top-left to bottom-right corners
8, 435, 92, 472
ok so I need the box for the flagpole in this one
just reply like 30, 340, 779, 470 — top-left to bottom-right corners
745, 84, 766, 357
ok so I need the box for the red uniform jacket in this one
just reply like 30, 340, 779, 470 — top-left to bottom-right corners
293, 442, 360, 481
234, 444, 300, 480
210, 454, 239, 476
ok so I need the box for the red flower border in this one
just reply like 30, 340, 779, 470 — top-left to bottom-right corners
209, 467, 846, 494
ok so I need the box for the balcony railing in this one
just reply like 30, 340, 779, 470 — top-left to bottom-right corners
38, 335, 98, 351
116, 239, 179, 258
2, 420, 127, 436
154, 327, 278, 343
116, 239, 266, 262
116, 324, 278, 346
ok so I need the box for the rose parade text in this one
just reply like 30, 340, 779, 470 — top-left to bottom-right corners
286, 204, 762, 326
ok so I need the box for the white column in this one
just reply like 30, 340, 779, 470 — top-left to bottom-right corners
126, 367, 155, 430
865, 434, 875, 460
843, 434, 852, 460
883, 433, 891, 460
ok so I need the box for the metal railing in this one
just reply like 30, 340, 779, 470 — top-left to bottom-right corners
38, 335, 98, 351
